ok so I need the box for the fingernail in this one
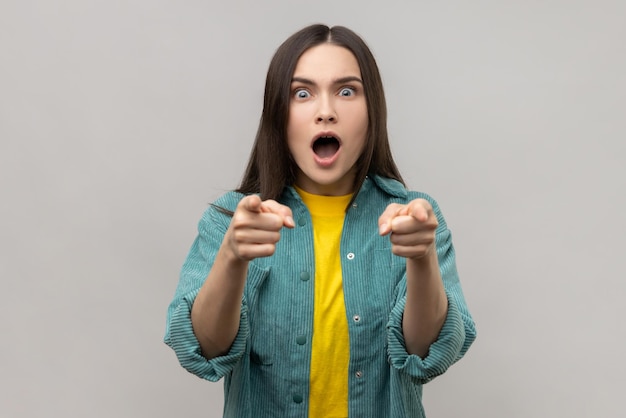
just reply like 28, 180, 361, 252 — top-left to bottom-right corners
285, 216, 295, 227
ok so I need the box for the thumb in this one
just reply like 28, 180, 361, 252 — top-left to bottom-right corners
260, 200, 295, 228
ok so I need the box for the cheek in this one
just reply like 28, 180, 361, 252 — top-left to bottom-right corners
355, 106, 369, 151
286, 110, 298, 143
351, 107, 369, 139
344, 102, 368, 128
287, 107, 308, 137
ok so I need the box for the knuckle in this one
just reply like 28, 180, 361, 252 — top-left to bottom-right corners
268, 231, 281, 243
232, 212, 249, 227
261, 243, 276, 257
232, 229, 244, 242
237, 247, 253, 260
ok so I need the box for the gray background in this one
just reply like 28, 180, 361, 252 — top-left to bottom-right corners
1, 0, 625, 417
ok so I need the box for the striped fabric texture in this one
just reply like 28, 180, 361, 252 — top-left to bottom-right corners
165, 175, 477, 418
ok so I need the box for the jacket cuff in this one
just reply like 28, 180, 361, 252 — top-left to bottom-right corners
166, 288, 248, 381
386, 291, 466, 383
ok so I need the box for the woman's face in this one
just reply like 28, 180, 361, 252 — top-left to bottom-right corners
287, 43, 368, 196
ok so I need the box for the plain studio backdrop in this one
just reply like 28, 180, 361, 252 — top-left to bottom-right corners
1, 1, 624, 417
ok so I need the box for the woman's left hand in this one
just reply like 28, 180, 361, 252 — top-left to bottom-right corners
378, 198, 439, 260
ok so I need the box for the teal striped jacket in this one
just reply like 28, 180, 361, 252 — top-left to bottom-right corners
165, 175, 476, 417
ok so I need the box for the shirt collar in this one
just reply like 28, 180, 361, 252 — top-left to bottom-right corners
282, 175, 407, 205
368, 175, 407, 198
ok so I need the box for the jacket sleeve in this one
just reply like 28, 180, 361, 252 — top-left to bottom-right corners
386, 196, 477, 384
164, 197, 249, 381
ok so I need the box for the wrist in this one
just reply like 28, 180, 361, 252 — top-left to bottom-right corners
407, 246, 437, 265
218, 238, 250, 274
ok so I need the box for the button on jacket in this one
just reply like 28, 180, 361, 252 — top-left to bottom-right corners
165, 175, 477, 418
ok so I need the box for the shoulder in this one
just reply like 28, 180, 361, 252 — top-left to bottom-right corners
370, 175, 438, 205
370, 175, 447, 223
211, 190, 247, 212
196, 190, 246, 229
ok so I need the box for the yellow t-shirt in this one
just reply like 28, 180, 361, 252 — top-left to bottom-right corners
295, 186, 352, 418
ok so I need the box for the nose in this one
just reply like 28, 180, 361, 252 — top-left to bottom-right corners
315, 95, 337, 123
316, 112, 336, 123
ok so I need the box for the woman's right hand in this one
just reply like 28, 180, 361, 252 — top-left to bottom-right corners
225, 195, 295, 261
191, 195, 294, 359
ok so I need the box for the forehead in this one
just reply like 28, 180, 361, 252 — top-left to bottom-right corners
292, 44, 362, 79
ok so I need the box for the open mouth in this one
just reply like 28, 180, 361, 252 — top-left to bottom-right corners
312, 136, 340, 158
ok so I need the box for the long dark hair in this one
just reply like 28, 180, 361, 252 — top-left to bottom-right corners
237, 24, 404, 205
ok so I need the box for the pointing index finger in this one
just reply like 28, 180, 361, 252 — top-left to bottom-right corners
240, 195, 263, 213
408, 199, 432, 222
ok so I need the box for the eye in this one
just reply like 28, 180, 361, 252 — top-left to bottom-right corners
339, 87, 356, 97
294, 89, 311, 99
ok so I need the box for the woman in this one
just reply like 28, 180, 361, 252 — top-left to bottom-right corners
165, 24, 476, 418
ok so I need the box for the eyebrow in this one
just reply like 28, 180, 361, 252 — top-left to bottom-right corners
291, 76, 363, 86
